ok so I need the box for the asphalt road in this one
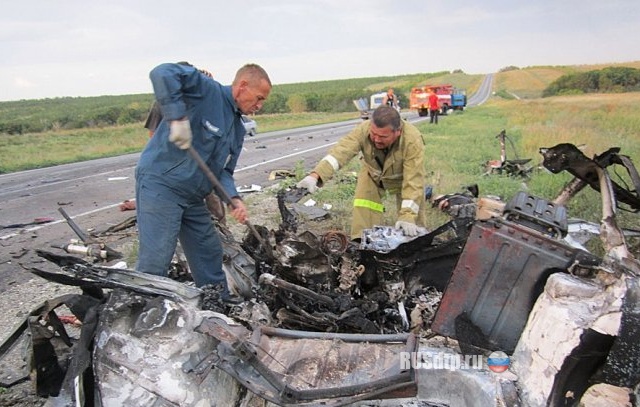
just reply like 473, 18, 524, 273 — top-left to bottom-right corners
0, 114, 426, 289
0, 119, 367, 237
467, 73, 494, 107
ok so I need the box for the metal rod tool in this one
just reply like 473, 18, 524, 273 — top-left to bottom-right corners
187, 146, 274, 258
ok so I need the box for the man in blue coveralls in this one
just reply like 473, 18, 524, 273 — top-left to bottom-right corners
135, 62, 271, 297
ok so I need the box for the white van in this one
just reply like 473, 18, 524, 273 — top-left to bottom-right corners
369, 92, 387, 110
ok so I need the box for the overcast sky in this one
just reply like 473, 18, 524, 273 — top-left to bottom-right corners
1, 0, 639, 102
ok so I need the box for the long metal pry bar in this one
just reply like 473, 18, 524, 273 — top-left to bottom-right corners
187, 146, 274, 258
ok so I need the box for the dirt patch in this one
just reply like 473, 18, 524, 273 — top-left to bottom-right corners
229, 189, 352, 242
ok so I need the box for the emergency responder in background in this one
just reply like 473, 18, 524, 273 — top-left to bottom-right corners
428, 88, 439, 124
382, 88, 399, 112
135, 61, 271, 293
297, 105, 427, 240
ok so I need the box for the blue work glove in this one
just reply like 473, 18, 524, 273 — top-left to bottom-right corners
395, 221, 419, 237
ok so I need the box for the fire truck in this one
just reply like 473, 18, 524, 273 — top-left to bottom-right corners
409, 84, 466, 117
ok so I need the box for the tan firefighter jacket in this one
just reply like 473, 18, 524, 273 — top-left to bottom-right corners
312, 120, 426, 223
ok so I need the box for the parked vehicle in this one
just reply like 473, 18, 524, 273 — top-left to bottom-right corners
369, 92, 387, 110
352, 97, 371, 119
241, 114, 257, 137
410, 84, 466, 116
353, 92, 401, 120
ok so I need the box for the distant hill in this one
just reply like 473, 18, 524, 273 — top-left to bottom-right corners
493, 60, 640, 99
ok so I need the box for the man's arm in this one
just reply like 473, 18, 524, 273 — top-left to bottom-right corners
149, 63, 202, 121
149, 63, 208, 150
311, 124, 368, 184
297, 124, 367, 192
397, 128, 427, 224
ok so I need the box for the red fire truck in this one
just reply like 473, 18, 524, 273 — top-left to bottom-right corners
409, 84, 466, 117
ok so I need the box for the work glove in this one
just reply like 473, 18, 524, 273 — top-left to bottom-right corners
169, 119, 192, 150
297, 175, 319, 193
395, 220, 419, 237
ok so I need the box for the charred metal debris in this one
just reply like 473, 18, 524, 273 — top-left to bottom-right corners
0, 143, 639, 406
483, 130, 533, 178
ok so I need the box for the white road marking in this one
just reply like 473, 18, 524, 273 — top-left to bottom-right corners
236, 142, 337, 172
0, 201, 128, 240
0, 141, 339, 239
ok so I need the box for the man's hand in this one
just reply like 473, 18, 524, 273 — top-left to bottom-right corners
169, 119, 192, 149
198, 69, 213, 78
395, 221, 419, 237
297, 175, 319, 193
229, 197, 248, 224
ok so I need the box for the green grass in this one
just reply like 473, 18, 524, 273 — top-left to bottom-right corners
0, 124, 150, 173
420, 93, 640, 229
263, 90, 638, 241
494, 61, 640, 99
251, 112, 359, 133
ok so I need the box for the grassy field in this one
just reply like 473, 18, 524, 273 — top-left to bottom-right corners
495, 67, 571, 99
272, 91, 640, 245
493, 61, 640, 99
0, 124, 150, 173
418, 92, 640, 225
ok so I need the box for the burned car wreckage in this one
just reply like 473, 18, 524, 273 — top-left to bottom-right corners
1, 143, 640, 406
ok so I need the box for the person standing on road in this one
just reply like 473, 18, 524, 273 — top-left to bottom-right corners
296, 105, 427, 240
382, 88, 398, 109
135, 62, 271, 294
428, 88, 439, 124
382, 88, 401, 113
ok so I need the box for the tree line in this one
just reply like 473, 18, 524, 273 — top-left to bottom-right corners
0, 73, 439, 135
0, 94, 155, 135
543, 67, 640, 97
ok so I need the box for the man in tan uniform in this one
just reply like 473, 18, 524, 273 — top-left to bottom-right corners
297, 105, 427, 240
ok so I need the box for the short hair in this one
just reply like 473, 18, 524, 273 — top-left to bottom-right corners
372, 105, 401, 130
233, 63, 272, 87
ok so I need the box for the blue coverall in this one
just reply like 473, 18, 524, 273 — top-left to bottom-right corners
135, 63, 245, 288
